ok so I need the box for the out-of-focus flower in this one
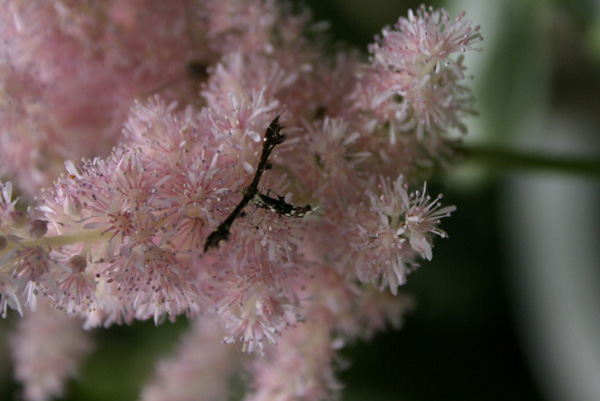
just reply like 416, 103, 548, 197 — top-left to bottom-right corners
141, 318, 239, 401
9, 301, 92, 401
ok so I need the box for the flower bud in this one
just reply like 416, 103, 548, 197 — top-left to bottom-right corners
27, 219, 48, 238
64, 195, 83, 220
66, 255, 87, 274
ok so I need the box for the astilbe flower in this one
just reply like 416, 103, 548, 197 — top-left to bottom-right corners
0, 0, 209, 195
354, 5, 482, 156
245, 322, 343, 401
141, 317, 239, 401
0, 1, 481, 400
348, 175, 456, 295
9, 301, 92, 401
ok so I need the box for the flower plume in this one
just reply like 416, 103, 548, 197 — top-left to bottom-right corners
0, 1, 480, 400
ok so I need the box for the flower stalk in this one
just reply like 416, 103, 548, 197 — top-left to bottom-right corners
461, 144, 600, 179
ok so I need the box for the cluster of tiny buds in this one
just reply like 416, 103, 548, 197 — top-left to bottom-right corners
1, 212, 48, 241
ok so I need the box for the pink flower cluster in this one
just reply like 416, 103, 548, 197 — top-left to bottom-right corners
0, 1, 481, 400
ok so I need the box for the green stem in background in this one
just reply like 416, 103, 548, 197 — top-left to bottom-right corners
459, 144, 600, 179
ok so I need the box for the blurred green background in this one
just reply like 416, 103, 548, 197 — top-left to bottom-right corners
2, 0, 600, 400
